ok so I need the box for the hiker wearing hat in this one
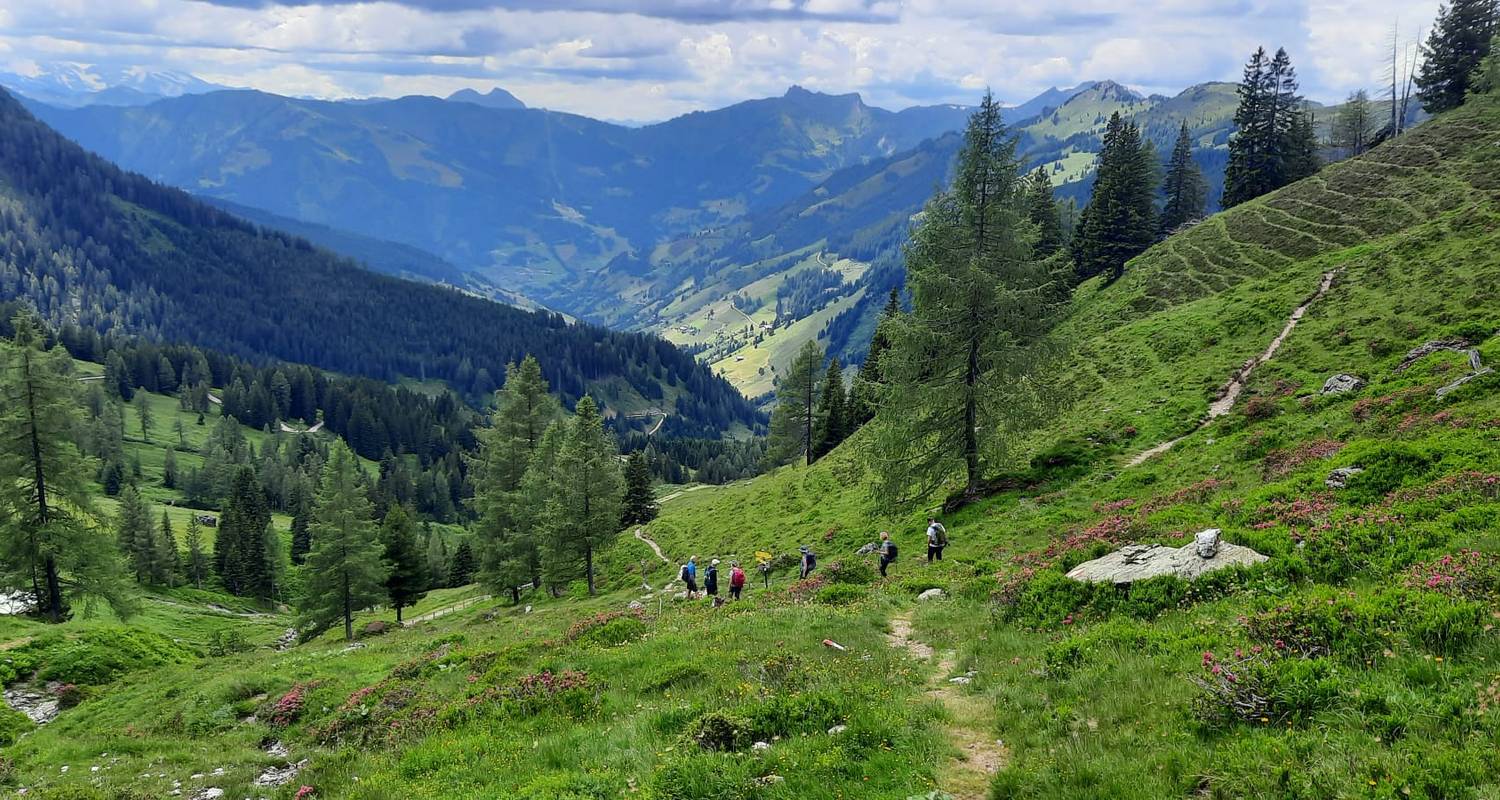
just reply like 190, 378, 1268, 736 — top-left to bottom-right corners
705, 559, 720, 598
799, 546, 817, 579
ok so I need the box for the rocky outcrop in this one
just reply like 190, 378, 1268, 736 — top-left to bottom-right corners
1394, 339, 1494, 397
917, 588, 947, 601
1066, 530, 1268, 584
1326, 467, 1365, 488
4, 684, 60, 725
1320, 374, 1365, 395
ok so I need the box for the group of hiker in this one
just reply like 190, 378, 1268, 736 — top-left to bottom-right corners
674, 517, 949, 601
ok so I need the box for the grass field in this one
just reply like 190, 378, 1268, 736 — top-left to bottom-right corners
2, 96, 1499, 800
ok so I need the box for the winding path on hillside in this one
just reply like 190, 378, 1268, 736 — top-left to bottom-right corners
887, 611, 1006, 798
633, 527, 683, 592
1127, 270, 1338, 467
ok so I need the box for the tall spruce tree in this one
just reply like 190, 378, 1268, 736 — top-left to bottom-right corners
424, 525, 449, 590
1158, 122, 1208, 234
1223, 47, 1315, 206
0, 313, 133, 622
1072, 112, 1157, 283
133, 392, 152, 441
874, 92, 1063, 504
216, 467, 274, 599
470, 356, 559, 600
621, 451, 658, 526
185, 515, 207, 589
156, 511, 177, 587
162, 447, 178, 489
115, 485, 158, 584
847, 288, 901, 427
1417, 0, 1500, 112
810, 359, 848, 461
379, 504, 427, 623
1023, 167, 1064, 257
540, 397, 624, 596
447, 540, 477, 588
289, 476, 313, 565
765, 340, 824, 467
299, 441, 388, 641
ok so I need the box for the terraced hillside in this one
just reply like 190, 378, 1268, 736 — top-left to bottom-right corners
4, 99, 1497, 800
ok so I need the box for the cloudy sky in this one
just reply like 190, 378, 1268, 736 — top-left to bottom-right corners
0, 0, 1438, 120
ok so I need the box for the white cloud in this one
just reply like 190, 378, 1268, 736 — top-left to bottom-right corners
0, 0, 1450, 119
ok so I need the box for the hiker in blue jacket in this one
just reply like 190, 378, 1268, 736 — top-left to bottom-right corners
680, 556, 699, 598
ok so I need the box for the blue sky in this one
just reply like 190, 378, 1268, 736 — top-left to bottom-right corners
0, 0, 1438, 119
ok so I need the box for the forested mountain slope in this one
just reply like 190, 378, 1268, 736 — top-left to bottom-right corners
4, 93, 1497, 800
0, 89, 760, 436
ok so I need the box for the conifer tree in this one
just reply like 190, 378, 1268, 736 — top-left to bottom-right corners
1072, 112, 1157, 282
470, 356, 559, 600
621, 451, 658, 526
0, 313, 134, 622
1023, 167, 1064, 257
289, 476, 313, 566
216, 467, 274, 599
1223, 47, 1315, 206
134, 392, 152, 441
447, 540, 477, 587
424, 525, 449, 590
1158, 122, 1207, 234
162, 447, 178, 489
875, 92, 1063, 504
810, 359, 848, 461
379, 504, 427, 623
115, 485, 157, 584
523, 421, 570, 594
1417, 0, 1500, 112
156, 511, 177, 587
299, 441, 388, 641
1331, 90, 1376, 157
765, 340, 824, 467
538, 397, 623, 596
847, 288, 901, 427
185, 515, 208, 589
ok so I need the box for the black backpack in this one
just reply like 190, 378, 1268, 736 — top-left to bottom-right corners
805, 552, 816, 571
886, 541, 898, 559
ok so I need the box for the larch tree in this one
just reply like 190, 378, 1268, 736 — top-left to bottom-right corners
134, 392, 152, 441
0, 312, 134, 622
765, 339, 824, 467
1417, 0, 1500, 112
541, 397, 624, 596
379, 504, 427, 623
621, 451, 659, 526
874, 91, 1063, 505
299, 441, 388, 641
470, 355, 559, 601
847, 288, 901, 428
1158, 121, 1208, 234
157, 510, 177, 587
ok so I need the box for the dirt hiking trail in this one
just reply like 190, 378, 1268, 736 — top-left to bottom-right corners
887, 611, 1006, 798
1127, 270, 1337, 467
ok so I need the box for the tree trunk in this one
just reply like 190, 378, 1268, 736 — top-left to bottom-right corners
963, 337, 981, 499
585, 543, 595, 596
396, 604, 403, 623
342, 570, 353, 641
43, 556, 64, 625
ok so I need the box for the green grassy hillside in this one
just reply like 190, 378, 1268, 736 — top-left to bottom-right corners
4, 99, 1498, 800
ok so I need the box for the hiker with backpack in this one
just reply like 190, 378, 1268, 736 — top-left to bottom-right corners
680, 556, 699, 598
799, 546, 817, 579
926, 518, 948, 562
705, 559, 720, 599
877, 531, 897, 577
729, 561, 746, 600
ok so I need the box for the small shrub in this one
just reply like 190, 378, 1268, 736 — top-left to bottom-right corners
746, 691, 844, 739
814, 583, 865, 606
0, 707, 33, 746
822, 559, 875, 585
688, 711, 750, 751
760, 654, 808, 689
1192, 649, 1343, 730
565, 609, 647, 645
642, 663, 708, 693
207, 627, 251, 657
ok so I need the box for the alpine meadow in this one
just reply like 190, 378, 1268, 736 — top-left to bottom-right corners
1, 2, 1499, 799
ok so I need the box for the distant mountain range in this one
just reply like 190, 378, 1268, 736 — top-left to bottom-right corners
8, 68, 1378, 398
0, 63, 228, 107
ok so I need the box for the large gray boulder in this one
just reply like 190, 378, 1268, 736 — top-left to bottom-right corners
1320, 374, 1364, 395
1065, 530, 1268, 584
1326, 466, 1365, 488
